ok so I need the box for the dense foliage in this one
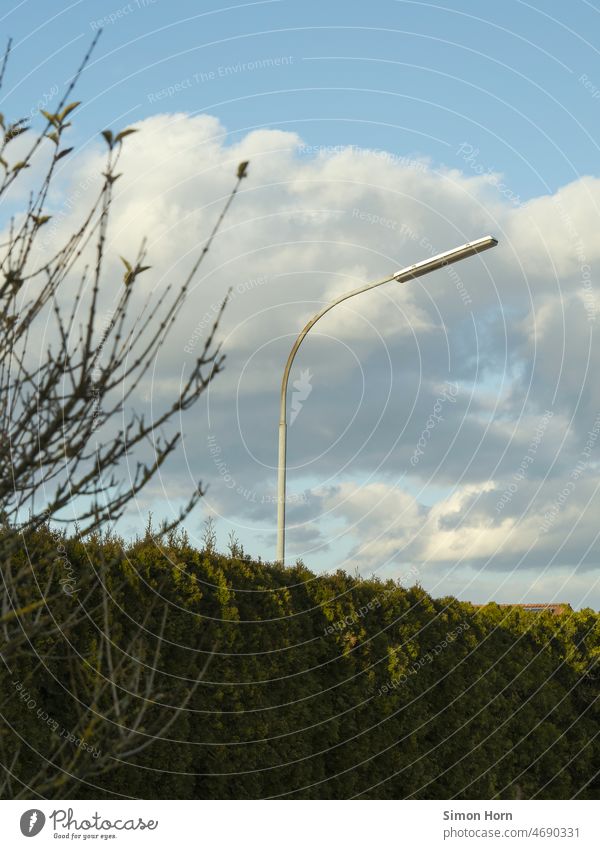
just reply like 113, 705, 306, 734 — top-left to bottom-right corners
1, 525, 598, 799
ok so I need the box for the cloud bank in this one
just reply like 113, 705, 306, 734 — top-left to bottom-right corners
36, 112, 600, 608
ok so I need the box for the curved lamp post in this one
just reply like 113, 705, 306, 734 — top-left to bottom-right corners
276, 235, 498, 564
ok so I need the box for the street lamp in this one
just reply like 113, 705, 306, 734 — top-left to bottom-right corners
276, 235, 498, 564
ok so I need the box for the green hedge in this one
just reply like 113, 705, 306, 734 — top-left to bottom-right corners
1, 526, 597, 799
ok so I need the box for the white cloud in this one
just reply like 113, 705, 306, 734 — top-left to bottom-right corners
20, 112, 600, 607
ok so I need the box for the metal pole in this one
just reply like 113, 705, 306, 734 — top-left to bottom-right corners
275, 236, 498, 564
276, 419, 287, 564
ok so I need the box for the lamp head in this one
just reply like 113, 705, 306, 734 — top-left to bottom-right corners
394, 235, 498, 281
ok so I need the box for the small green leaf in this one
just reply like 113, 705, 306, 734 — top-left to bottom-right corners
46, 130, 60, 145
114, 128, 138, 143
5, 124, 28, 142
101, 129, 114, 148
12, 161, 29, 172
40, 110, 59, 127
120, 256, 134, 285
31, 214, 52, 226
58, 101, 80, 122
55, 147, 73, 161
237, 160, 249, 179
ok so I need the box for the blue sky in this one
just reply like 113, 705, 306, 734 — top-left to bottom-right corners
3, 0, 600, 199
